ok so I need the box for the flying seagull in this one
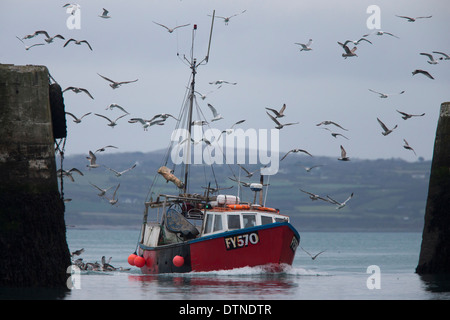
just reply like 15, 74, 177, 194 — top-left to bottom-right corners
20, 30, 49, 40
338, 145, 350, 161
396, 15, 432, 22
338, 41, 357, 58
209, 10, 247, 25
105, 103, 129, 114
62, 87, 94, 99
364, 30, 399, 38
104, 183, 120, 206
95, 145, 118, 153
412, 69, 434, 79
327, 192, 354, 209
295, 39, 313, 51
63, 39, 93, 50
300, 165, 323, 172
281, 149, 313, 161
316, 120, 348, 131
403, 139, 417, 155
104, 164, 137, 177
153, 21, 190, 33
94, 113, 128, 128
377, 118, 398, 136
56, 168, 84, 182
342, 38, 372, 46
99, 8, 111, 19
65, 111, 91, 123
236, 164, 262, 178
368, 89, 405, 98
207, 103, 223, 122
432, 51, 450, 60
71, 248, 84, 257
63, 3, 80, 15
300, 189, 328, 202
97, 73, 138, 89
301, 247, 326, 260
16, 36, 44, 50
266, 104, 287, 118
420, 52, 439, 65
21, 31, 65, 43
266, 111, 298, 130
396, 110, 425, 120
209, 80, 237, 86
86, 151, 100, 169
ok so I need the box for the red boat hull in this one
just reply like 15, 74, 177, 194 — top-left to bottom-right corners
138, 222, 300, 274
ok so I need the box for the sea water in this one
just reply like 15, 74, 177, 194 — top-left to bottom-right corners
2, 229, 450, 301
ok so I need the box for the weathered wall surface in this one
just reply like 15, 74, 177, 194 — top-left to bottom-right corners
0, 64, 71, 287
417, 102, 450, 274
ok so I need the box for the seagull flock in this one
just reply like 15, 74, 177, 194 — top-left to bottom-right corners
15, 5, 445, 215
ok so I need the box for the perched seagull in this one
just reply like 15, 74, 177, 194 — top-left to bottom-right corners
104, 164, 137, 177
295, 39, 313, 51
105, 184, 120, 206
57, 168, 84, 182
316, 120, 348, 131
420, 53, 439, 65
106, 103, 129, 114
209, 10, 247, 25
343, 38, 372, 46
99, 8, 111, 19
301, 247, 326, 260
396, 110, 425, 120
207, 103, 223, 122
338, 145, 350, 161
403, 139, 417, 155
86, 151, 100, 168
63, 3, 80, 15
63, 87, 94, 99
63, 39, 93, 50
396, 15, 432, 22
327, 192, 354, 209
377, 118, 398, 136
89, 182, 112, 197
281, 149, 313, 161
300, 189, 328, 202
432, 51, 450, 60
266, 104, 287, 118
97, 73, 138, 89
65, 111, 91, 124
16, 36, 44, 50
209, 80, 237, 86
368, 89, 405, 98
94, 113, 128, 128
95, 145, 118, 153
266, 111, 298, 130
338, 41, 357, 58
412, 69, 434, 79
153, 21, 190, 33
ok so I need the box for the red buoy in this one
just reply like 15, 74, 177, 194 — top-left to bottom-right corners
134, 255, 146, 268
128, 253, 137, 266
173, 255, 184, 267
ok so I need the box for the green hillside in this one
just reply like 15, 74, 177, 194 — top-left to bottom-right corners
60, 150, 430, 232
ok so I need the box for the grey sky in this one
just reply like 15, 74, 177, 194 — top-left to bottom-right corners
2, 0, 449, 161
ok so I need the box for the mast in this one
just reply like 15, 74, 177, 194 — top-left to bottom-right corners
182, 12, 215, 195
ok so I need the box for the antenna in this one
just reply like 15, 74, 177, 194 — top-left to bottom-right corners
205, 10, 215, 63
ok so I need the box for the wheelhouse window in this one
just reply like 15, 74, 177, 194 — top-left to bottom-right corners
213, 214, 223, 232
204, 213, 214, 234
261, 215, 273, 225
243, 214, 256, 228
227, 215, 241, 230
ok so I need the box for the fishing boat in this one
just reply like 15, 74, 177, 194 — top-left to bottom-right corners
128, 13, 300, 274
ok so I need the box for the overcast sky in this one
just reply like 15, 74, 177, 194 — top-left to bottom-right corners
2, 0, 449, 162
